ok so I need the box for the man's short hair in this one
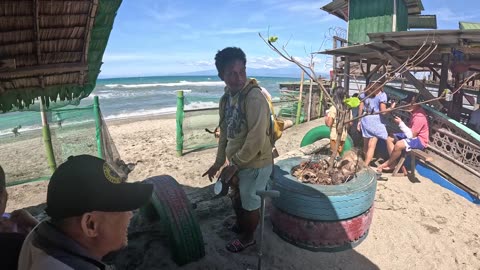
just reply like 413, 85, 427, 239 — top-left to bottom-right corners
214, 47, 246, 77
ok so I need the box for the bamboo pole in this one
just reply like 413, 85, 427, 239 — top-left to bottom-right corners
318, 87, 324, 118
40, 96, 56, 173
176, 90, 185, 156
307, 79, 313, 121
93, 96, 103, 158
295, 71, 305, 125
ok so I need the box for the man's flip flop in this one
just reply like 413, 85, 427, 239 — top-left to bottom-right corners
226, 239, 256, 253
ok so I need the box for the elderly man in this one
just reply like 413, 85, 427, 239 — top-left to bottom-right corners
377, 97, 429, 172
18, 155, 153, 270
203, 47, 273, 253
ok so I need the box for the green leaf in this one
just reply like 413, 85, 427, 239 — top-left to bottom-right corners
344, 97, 360, 108
268, 36, 278, 43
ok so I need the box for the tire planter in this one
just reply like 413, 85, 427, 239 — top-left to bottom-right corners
142, 175, 205, 266
300, 125, 353, 154
271, 206, 373, 252
271, 157, 377, 221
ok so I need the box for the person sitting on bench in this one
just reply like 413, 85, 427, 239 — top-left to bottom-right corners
377, 96, 429, 173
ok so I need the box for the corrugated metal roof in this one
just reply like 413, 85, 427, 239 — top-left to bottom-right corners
408, 15, 437, 29
459, 22, 480, 30
321, 0, 348, 21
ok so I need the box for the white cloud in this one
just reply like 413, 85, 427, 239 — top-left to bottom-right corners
432, 7, 478, 22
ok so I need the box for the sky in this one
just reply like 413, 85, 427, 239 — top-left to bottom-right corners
99, 0, 480, 78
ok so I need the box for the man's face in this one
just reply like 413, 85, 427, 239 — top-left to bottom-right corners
221, 59, 247, 93
96, 211, 133, 253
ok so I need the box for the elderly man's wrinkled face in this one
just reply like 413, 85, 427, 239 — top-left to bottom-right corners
222, 59, 247, 93
96, 211, 133, 253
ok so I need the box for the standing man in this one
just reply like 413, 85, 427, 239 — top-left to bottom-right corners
18, 155, 153, 270
203, 47, 273, 253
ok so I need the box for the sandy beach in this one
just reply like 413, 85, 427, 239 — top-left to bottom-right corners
4, 115, 480, 270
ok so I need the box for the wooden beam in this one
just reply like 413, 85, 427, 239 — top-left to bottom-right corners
383, 40, 401, 51
381, 51, 443, 109
0, 59, 16, 71
0, 63, 88, 79
344, 57, 350, 93
82, 0, 98, 63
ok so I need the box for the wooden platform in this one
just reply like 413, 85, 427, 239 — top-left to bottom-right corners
420, 150, 480, 198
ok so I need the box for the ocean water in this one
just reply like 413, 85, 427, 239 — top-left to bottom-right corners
0, 75, 298, 137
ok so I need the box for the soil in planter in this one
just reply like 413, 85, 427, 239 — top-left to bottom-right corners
291, 150, 366, 185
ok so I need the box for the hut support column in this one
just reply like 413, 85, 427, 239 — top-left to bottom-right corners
438, 53, 450, 97
176, 90, 184, 156
93, 96, 103, 158
40, 97, 56, 173
344, 57, 350, 93
449, 73, 464, 121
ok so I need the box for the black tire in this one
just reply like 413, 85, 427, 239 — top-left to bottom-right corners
143, 175, 205, 265
272, 157, 377, 221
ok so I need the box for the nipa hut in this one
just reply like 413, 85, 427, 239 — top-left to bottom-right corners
0, 0, 122, 112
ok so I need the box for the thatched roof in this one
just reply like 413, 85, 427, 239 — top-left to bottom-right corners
0, 0, 122, 112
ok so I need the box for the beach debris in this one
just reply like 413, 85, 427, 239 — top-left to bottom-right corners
292, 150, 365, 185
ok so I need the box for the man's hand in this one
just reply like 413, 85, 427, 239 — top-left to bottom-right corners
202, 165, 221, 182
394, 116, 402, 125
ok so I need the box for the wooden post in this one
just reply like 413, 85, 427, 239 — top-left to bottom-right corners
307, 79, 313, 121
176, 90, 184, 156
93, 96, 103, 158
40, 96, 56, 173
344, 57, 350, 93
295, 71, 305, 125
439, 53, 450, 97
449, 73, 463, 121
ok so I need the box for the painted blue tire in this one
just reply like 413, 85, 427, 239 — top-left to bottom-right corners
271, 157, 377, 221
300, 125, 353, 154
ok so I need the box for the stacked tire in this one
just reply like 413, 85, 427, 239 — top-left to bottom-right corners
270, 157, 377, 252
142, 175, 205, 265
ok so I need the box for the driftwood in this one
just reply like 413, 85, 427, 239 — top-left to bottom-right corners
275, 138, 330, 162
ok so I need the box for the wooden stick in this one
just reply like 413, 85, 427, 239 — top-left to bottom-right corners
307, 79, 313, 121
295, 71, 305, 125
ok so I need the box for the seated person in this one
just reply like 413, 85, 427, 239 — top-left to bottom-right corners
467, 106, 480, 134
0, 165, 39, 270
377, 96, 429, 172
18, 155, 153, 270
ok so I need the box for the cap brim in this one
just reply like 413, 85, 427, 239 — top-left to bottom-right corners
98, 182, 153, 212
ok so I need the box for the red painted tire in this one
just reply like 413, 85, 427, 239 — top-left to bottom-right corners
143, 175, 205, 265
270, 205, 374, 252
